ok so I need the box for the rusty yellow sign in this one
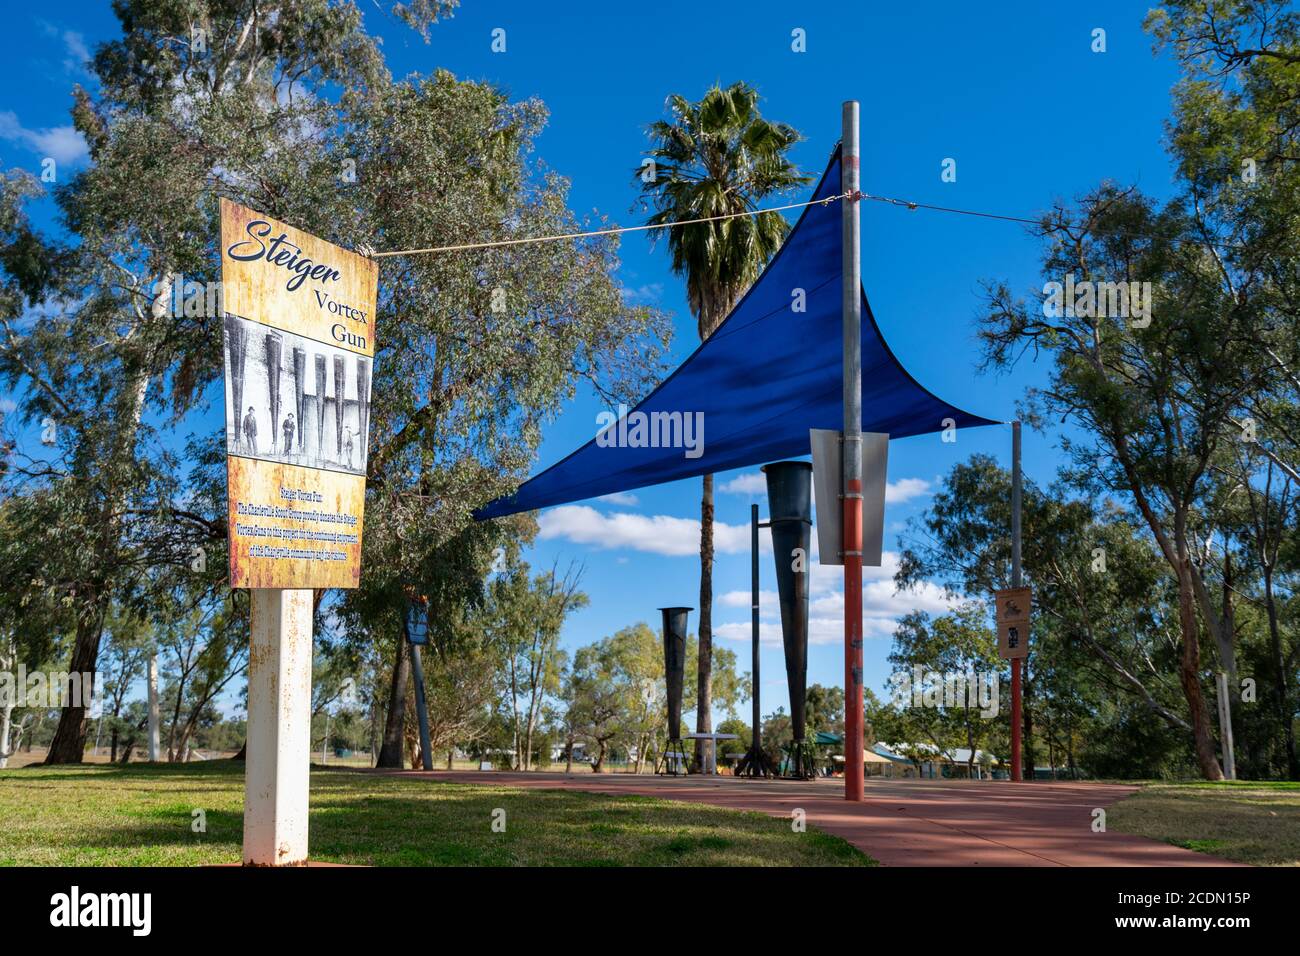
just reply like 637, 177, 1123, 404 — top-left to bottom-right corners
220, 199, 377, 589
994, 586, 1031, 659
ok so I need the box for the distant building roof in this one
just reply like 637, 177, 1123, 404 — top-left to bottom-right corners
881, 742, 997, 764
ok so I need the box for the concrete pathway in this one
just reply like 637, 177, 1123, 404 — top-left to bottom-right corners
394, 770, 1240, 867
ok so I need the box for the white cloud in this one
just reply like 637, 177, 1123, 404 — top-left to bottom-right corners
719, 588, 776, 608
36, 20, 93, 79
538, 504, 762, 556
886, 477, 932, 504
0, 111, 89, 166
720, 471, 765, 495
61, 30, 90, 74
714, 618, 778, 646
716, 549, 959, 648
724, 472, 930, 505
621, 282, 664, 305
596, 491, 639, 507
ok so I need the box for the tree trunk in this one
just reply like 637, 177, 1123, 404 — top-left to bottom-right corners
44, 598, 108, 764
377, 639, 411, 768
507, 656, 522, 770
173, 716, 199, 765
524, 697, 539, 773
0, 695, 13, 769
1263, 566, 1298, 778
369, 686, 379, 766
1066, 713, 1077, 777
635, 732, 648, 774
1216, 550, 1244, 773
165, 676, 187, 763
965, 710, 976, 778
1114, 445, 1222, 780
147, 653, 159, 762
46, 276, 166, 766
1175, 551, 1224, 780
0, 638, 14, 769
695, 473, 714, 771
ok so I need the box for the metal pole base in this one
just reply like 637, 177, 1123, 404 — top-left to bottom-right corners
656, 738, 688, 776
783, 740, 816, 780
735, 744, 776, 778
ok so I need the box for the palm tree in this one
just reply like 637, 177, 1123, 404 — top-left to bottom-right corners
638, 82, 808, 771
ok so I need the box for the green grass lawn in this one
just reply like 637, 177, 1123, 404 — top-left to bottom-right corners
1107, 780, 1300, 866
0, 760, 872, 867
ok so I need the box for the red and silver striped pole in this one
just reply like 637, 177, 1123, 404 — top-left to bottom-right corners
1010, 420, 1023, 782
842, 101, 864, 802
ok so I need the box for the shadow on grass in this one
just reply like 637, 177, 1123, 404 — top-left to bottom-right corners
2, 760, 871, 867
61, 811, 245, 859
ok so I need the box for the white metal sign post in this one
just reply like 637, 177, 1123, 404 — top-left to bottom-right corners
244, 589, 314, 864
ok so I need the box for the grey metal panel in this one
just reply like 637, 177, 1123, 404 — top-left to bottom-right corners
861, 432, 889, 567
810, 428, 842, 566
810, 429, 888, 566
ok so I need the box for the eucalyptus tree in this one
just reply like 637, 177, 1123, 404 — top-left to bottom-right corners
1147, 0, 1300, 780
603, 621, 665, 773
975, 171, 1281, 779
482, 559, 587, 771
0, 1, 669, 763
1208, 444, 1299, 777
949, 1, 1300, 782
0, 0, 392, 762
155, 592, 247, 762
97, 606, 151, 763
564, 638, 624, 772
330, 69, 669, 768
887, 607, 1000, 779
899, 456, 1197, 777
637, 82, 807, 770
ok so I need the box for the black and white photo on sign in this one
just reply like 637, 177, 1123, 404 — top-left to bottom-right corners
222, 312, 373, 476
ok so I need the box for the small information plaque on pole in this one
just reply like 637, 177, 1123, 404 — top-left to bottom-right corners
995, 586, 1031, 660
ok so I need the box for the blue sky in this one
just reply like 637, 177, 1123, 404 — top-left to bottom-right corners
1, 2, 1186, 724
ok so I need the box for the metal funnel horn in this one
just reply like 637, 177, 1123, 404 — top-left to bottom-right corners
658, 606, 691, 775
762, 461, 812, 759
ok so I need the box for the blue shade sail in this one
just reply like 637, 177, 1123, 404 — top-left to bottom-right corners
476, 146, 1001, 520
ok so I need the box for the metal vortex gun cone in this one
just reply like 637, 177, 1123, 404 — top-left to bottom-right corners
657, 606, 691, 776
764, 460, 814, 779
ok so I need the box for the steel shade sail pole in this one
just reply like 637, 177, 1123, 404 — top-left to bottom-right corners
736, 504, 774, 777
409, 644, 433, 772
1010, 421, 1023, 782
842, 101, 864, 802
751, 504, 762, 760
406, 600, 434, 772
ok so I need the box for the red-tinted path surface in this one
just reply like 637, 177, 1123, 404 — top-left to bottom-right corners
390, 770, 1240, 867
